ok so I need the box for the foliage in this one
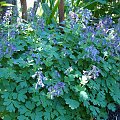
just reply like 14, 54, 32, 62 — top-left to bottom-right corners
0, 9, 120, 120
28, 0, 120, 24
0, 1, 14, 7
41, 0, 60, 24
70, 0, 120, 19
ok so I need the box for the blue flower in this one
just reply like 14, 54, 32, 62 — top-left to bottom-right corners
54, 82, 65, 89
37, 18, 45, 31
83, 65, 100, 80
69, 11, 79, 29
84, 45, 101, 62
47, 82, 65, 99
78, 9, 92, 25
32, 71, 46, 89
55, 70, 61, 78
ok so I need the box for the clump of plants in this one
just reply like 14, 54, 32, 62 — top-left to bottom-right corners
0, 9, 120, 120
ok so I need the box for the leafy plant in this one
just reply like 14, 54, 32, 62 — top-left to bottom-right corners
0, 8, 120, 120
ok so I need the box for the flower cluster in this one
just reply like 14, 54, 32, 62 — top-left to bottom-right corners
69, 11, 79, 28
32, 71, 46, 89
1, 7, 12, 24
99, 16, 113, 30
79, 8, 92, 25
69, 11, 79, 21
109, 19, 120, 56
54, 70, 61, 78
37, 18, 45, 31
0, 25, 18, 58
0, 38, 16, 58
83, 65, 100, 79
81, 65, 100, 85
47, 82, 65, 99
84, 45, 101, 62
77, 11, 119, 59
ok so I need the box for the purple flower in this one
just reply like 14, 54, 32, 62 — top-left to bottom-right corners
53, 39, 58, 45
32, 53, 36, 58
69, 11, 78, 20
99, 16, 113, 28
11, 44, 16, 52
78, 9, 92, 25
32, 71, 46, 89
62, 47, 69, 56
83, 65, 100, 80
10, 30, 17, 38
115, 18, 120, 33
55, 70, 61, 78
0, 35, 16, 57
37, 18, 45, 31
48, 86, 54, 92
36, 57, 42, 65
69, 11, 79, 29
96, 16, 113, 36
84, 45, 101, 62
47, 82, 65, 99
54, 82, 65, 89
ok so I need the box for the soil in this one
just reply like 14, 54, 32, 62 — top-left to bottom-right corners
107, 105, 120, 120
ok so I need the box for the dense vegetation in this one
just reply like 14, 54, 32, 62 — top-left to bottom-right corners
0, 0, 120, 120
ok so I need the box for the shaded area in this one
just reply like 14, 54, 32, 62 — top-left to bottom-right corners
107, 105, 120, 120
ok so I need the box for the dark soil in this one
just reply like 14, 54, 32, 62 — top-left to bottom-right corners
107, 105, 120, 120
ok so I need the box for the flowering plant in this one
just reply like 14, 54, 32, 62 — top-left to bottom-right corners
0, 9, 120, 120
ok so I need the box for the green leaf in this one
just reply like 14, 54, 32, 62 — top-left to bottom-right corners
44, 112, 50, 120
42, 3, 51, 17
1, 92, 10, 99
65, 98, 80, 109
90, 106, 100, 116
13, 57, 27, 68
35, 112, 43, 120
13, 101, 20, 108
25, 110, 32, 117
30, 113, 36, 120
12, 93, 17, 99
0, 1, 14, 6
20, 81, 27, 88
40, 95, 48, 108
70, 54, 76, 59
55, 115, 66, 120
110, 91, 120, 104
96, 0, 107, 4
74, 85, 85, 92
108, 103, 116, 112
80, 91, 88, 100
3, 115, 12, 120
51, 110, 59, 119
19, 106, 28, 114
25, 101, 35, 110
17, 115, 27, 120
32, 94, 39, 101
56, 105, 66, 115
76, 0, 81, 6
0, 68, 9, 79
18, 93, 27, 102
43, 58, 53, 67
6, 103, 15, 112
47, 0, 60, 24
64, 74, 74, 85
3, 99, 11, 106
0, 105, 5, 112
